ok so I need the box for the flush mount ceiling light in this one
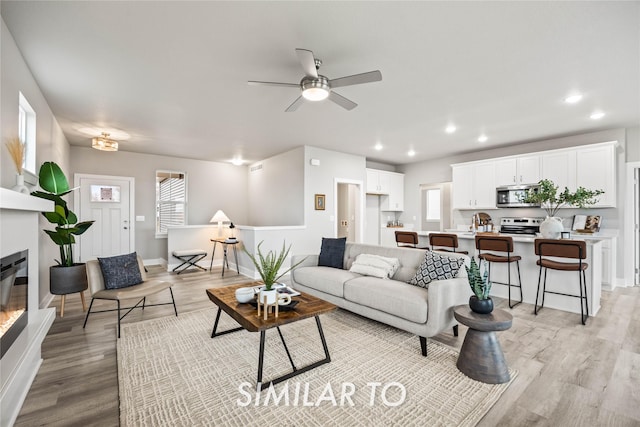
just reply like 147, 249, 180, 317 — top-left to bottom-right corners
590, 111, 605, 120
374, 143, 383, 151
445, 124, 457, 134
407, 149, 416, 157
91, 132, 118, 151
564, 93, 583, 104
478, 134, 488, 143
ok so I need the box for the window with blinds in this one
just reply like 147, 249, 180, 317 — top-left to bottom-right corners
156, 171, 187, 236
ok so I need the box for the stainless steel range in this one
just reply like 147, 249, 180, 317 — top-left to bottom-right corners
500, 217, 544, 235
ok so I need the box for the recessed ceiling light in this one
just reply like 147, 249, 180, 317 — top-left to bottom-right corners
374, 143, 383, 151
445, 124, 457, 134
477, 134, 488, 143
564, 93, 583, 104
408, 149, 416, 157
230, 157, 244, 166
590, 111, 605, 120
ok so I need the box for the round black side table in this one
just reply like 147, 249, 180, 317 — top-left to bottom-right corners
453, 304, 513, 384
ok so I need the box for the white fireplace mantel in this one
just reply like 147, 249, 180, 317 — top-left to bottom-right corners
1, 187, 55, 427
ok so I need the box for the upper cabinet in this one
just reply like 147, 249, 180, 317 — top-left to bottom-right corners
451, 141, 617, 211
452, 161, 496, 210
575, 143, 616, 207
495, 155, 540, 186
366, 168, 404, 211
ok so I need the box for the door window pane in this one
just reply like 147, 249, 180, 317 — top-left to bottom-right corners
426, 188, 441, 221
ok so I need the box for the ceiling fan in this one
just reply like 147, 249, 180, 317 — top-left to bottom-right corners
248, 48, 382, 112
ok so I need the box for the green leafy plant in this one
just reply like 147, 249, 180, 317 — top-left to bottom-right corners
466, 258, 491, 300
31, 162, 95, 266
243, 241, 306, 290
523, 179, 604, 217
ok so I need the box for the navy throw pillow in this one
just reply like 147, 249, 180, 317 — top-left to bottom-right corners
318, 237, 346, 269
98, 252, 143, 290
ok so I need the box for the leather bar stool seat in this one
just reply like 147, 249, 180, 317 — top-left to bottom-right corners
395, 231, 429, 249
534, 238, 589, 325
429, 233, 469, 255
475, 235, 523, 309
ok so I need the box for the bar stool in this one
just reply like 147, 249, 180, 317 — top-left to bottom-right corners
395, 231, 429, 249
534, 239, 589, 325
475, 235, 522, 309
429, 233, 468, 254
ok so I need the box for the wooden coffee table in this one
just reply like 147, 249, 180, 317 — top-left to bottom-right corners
453, 305, 513, 384
206, 283, 337, 391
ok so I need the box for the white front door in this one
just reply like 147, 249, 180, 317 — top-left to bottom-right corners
75, 174, 135, 261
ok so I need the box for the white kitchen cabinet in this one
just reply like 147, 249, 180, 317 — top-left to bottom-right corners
495, 155, 540, 186
452, 161, 496, 209
575, 143, 616, 207
367, 169, 404, 211
381, 172, 404, 211
366, 169, 390, 194
541, 150, 577, 191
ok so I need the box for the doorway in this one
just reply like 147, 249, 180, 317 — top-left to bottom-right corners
74, 174, 135, 261
625, 163, 640, 286
335, 180, 363, 242
420, 182, 452, 232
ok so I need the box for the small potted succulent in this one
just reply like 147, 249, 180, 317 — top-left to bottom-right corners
466, 258, 493, 314
243, 241, 305, 305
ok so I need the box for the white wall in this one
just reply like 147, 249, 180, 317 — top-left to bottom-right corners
247, 147, 304, 226
70, 147, 248, 261
1, 19, 71, 307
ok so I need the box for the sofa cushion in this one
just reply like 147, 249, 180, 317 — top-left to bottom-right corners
409, 251, 465, 288
292, 266, 360, 298
318, 237, 347, 269
344, 277, 429, 324
349, 254, 400, 279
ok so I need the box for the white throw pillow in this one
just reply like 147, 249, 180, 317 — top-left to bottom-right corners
349, 254, 401, 279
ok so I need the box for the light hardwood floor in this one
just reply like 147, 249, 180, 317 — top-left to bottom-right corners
14, 265, 640, 426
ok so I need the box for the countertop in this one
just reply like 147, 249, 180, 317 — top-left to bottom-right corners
415, 229, 617, 244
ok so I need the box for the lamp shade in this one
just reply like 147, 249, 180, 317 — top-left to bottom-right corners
210, 210, 230, 223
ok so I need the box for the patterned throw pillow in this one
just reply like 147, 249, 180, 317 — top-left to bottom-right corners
98, 252, 143, 290
408, 251, 465, 288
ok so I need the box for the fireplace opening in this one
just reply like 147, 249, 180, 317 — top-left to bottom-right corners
1, 250, 28, 358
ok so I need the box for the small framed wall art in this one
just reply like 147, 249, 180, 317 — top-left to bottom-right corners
315, 194, 325, 210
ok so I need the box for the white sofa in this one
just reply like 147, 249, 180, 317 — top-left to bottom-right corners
291, 243, 471, 356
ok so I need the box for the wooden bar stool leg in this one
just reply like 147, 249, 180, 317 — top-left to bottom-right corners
80, 291, 87, 312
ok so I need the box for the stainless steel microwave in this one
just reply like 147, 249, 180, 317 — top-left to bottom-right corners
496, 185, 540, 208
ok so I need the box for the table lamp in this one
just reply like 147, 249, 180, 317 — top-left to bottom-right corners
210, 210, 230, 238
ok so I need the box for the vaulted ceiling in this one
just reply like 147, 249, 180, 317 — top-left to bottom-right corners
2, 1, 638, 165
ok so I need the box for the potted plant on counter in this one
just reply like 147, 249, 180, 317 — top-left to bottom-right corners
466, 258, 493, 314
243, 241, 305, 305
31, 162, 95, 315
524, 179, 603, 238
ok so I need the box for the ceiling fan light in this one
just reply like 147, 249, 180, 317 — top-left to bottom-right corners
301, 76, 330, 101
91, 132, 119, 151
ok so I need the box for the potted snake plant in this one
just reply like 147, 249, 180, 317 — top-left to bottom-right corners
31, 162, 95, 300
466, 257, 493, 314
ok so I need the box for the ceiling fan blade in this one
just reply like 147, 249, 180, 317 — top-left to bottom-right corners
295, 48, 318, 78
285, 96, 305, 112
329, 70, 382, 88
329, 91, 357, 111
248, 80, 299, 88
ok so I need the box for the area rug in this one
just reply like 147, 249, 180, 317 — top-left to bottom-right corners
117, 308, 517, 426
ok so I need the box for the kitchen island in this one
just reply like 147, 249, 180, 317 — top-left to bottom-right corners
416, 231, 609, 317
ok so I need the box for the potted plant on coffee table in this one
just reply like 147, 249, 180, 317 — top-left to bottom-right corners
243, 241, 305, 305
523, 179, 603, 238
466, 258, 493, 314
31, 162, 95, 315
